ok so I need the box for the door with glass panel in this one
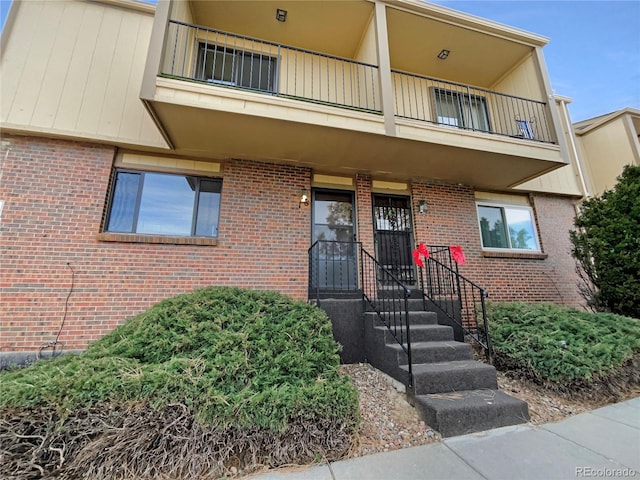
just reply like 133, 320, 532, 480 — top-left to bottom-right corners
373, 195, 415, 284
311, 190, 357, 291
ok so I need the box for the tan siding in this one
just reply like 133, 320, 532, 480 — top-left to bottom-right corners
0, 0, 167, 149
515, 99, 583, 196
354, 14, 377, 65
578, 116, 637, 195
492, 54, 544, 101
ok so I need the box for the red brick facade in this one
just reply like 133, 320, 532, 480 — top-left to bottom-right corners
1, 135, 311, 351
1, 134, 582, 352
411, 182, 582, 307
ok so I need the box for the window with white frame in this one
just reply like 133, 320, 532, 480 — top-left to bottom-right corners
105, 169, 222, 237
476, 202, 540, 251
433, 88, 490, 132
195, 43, 277, 93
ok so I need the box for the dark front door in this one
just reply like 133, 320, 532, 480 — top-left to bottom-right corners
373, 194, 415, 284
311, 190, 358, 291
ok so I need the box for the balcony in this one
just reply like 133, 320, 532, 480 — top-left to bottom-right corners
162, 21, 382, 114
142, 1, 566, 189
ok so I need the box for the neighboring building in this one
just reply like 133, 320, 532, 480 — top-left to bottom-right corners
573, 108, 640, 197
1, 0, 586, 357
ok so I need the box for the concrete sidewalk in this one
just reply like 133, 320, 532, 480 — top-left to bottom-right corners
251, 397, 640, 480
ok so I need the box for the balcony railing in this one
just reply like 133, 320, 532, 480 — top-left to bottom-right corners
162, 21, 382, 113
392, 70, 556, 144
160, 21, 556, 145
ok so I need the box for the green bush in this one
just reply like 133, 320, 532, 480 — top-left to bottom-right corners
0, 287, 357, 430
487, 301, 640, 396
0, 287, 359, 479
570, 164, 640, 318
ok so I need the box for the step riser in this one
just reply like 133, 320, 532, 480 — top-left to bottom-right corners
412, 367, 498, 395
365, 311, 438, 325
413, 391, 530, 437
379, 326, 454, 343
394, 343, 473, 364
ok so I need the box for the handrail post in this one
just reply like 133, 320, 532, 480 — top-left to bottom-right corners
481, 289, 493, 364
403, 287, 413, 388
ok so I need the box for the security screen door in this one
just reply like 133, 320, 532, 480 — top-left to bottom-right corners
373, 195, 415, 284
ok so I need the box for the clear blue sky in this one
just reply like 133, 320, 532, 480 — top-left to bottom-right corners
1, 0, 638, 122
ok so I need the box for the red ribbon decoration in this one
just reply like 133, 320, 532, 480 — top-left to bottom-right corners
412, 243, 430, 267
450, 245, 466, 265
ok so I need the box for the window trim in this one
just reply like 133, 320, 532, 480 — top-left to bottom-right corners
103, 168, 222, 239
476, 201, 541, 253
432, 88, 491, 132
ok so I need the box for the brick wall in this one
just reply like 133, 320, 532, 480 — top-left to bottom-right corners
1, 135, 311, 351
1, 134, 584, 353
411, 181, 583, 308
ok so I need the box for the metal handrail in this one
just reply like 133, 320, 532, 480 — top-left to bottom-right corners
360, 247, 413, 387
418, 246, 493, 363
307, 240, 414, 387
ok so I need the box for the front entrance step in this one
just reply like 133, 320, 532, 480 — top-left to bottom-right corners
387, 340, 473, 364
412, 389, 530, 437
365, 310, 438, 326
401, 360, 498, 395
374, 324, 454, 343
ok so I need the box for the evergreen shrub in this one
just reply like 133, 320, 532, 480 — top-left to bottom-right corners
0, 287, 359, 479
487, 301, 640, 398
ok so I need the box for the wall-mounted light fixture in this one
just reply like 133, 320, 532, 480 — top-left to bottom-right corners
437, 49, 450, 60
276, 8, 287, 22
418, 200, 427, 214
299, 189, 310, 208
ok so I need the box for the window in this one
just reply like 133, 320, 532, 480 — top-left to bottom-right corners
106, 170, 221, 237
433, 89, 490, 132
195, 43, 277, 93
477, 203, 540, 251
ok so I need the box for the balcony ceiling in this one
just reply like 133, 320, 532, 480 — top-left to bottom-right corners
386, 8, 533, 88
189, 0, 375, 59
187, 1, 535, 89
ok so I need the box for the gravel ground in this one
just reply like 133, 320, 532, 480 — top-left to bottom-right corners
340, 363, 639, 458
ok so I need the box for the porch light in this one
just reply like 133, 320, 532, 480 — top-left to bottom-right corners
299, 189, 310, 208
437, 49, 450, 60
419, 200, 427, 214
276, 8, 287, 22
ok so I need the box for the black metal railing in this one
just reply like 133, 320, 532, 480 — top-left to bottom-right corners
308, 240, 361, 300
307, 240, 413, 386
392, 70, 556, 144
163, 21, 382, 113
360, 247, 413, 387
418, 246, 493, 362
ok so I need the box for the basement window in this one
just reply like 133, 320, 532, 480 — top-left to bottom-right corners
105, 169, 222, 238
195, 43, 277, 93
476, 202, 540, 252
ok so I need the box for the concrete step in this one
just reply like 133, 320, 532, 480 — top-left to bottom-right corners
401, 360, 498, 395
375, 324, 454, 343
376, 287, 423, 299
387, 340, 473, 364
365, 310, 438, 326
413, 389, 530, 437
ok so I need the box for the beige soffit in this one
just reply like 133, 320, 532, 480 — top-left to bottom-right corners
574, 108, 640, 135
385, 0, 549, 47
